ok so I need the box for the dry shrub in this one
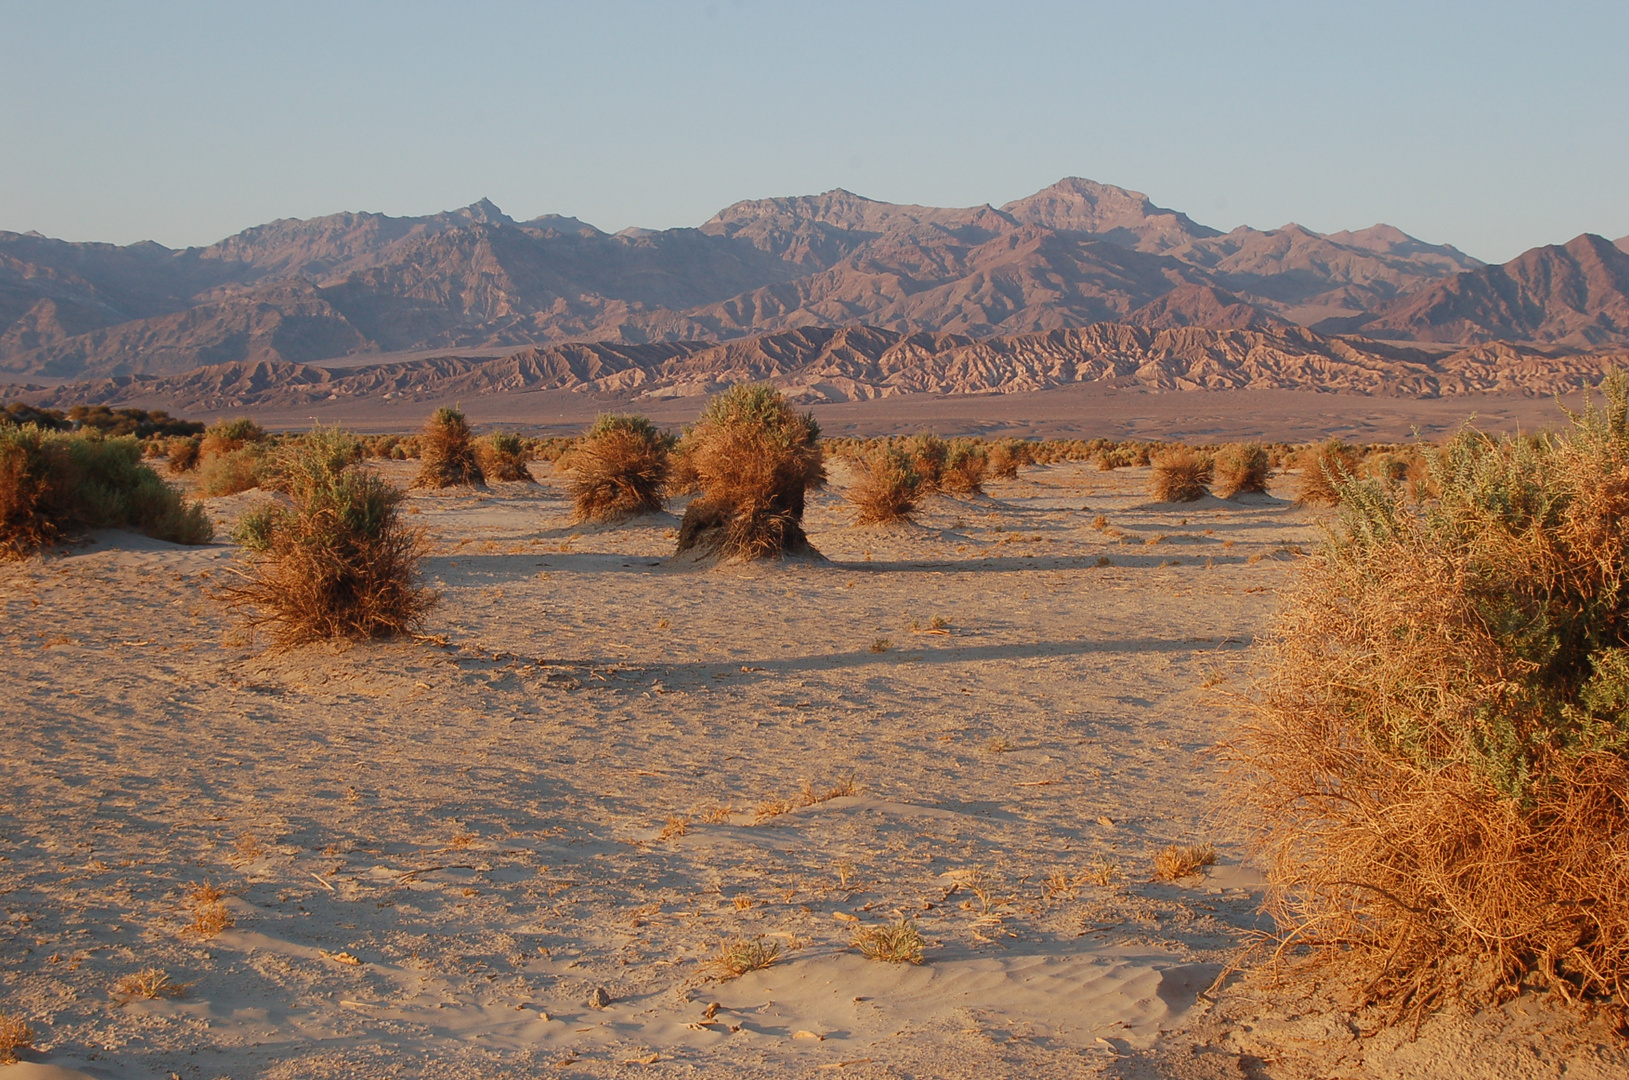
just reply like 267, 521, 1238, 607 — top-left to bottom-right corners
848, 445, 921, 524
182, 882, 234, 937
1232, 376, 1629, 1024
477, 431, 535, 483
166, 435, 203, 474
0, 426, 212, 557
941, 441, 988, 495
111, 967, 188, 1005
0, 1011, 31, 1063
674, 385, 824, 561
199, 417, 265, 458
905, 433, 949, 492
1213, 443, 1271, 499
986, 439, 1028, 480
1294, 439, 1360, 506
1152, 843, 1217, 882
1149, 447, 1213, 502
196, 445, 267, 495
568, 414, 672, 522
413, 407, 485, 488
711, 936, 782, 980
224, 427, 435, 647
853, 918, 926, 964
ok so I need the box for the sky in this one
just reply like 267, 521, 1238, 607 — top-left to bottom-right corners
1, 1, 1625, 264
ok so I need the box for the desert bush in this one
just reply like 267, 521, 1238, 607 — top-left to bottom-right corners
1232, 377, 1629, 1022
986, 439, 1027, 479
941, 441, 988, 495
905, 432, 949, 492
1213, 443, 1271, 499
65, 405, 202, 439
195, 445, 267, 495
0, 1011, 31, 1064
412, 407, 485, 488
848, 444, 922, 524
1149, 447, 1213, 502
477, 431, 536, 483
674, 385, 825, 561
0, 427, 213, 557
568, 414, 672, 521
166, 435, 203, 474
224, 427, 435, 647
1294, 439, 1359, 506
2, 401, 68, 431
711, 936, 782, 980
199, 417, 265, 458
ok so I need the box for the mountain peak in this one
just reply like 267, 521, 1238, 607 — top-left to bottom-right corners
454, 198, 512, 225
1000, 177, 1220, 251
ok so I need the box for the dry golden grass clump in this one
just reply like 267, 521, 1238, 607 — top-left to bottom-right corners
711, 936, 782, 980
1233, 377, 1629, 1024
225, 427, 435, 647
568, 414, 673, 522
1294, 439, 1360, 506
0, 426, 213, 558
0, 1011, 31, 1064
853, 918, 926, 964
182, 882, 234, 937
111, 967, 189, 1005
674, 385, 824, 561
1213, 442, 1271, 498
940, 441, 989, 495
476, 431, 536, 482
1151, 843, 1217, 882
413, 406, 486, 488
1148, 447, 1214, 502
848, 444, 922, 524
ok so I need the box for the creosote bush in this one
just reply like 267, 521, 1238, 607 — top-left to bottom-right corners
986, 438, 1028, 480
0, 426, 213, 557
568, 414, 673, 522
1233, 376, 1629, 1023
199, 417, 265, 458
848, 444, 921, 524
905, 432, 949, 492
1213, 443, 1271, 499
674, 385, 824, 561
477, 431, 535, 483
413, 407, 485, 488
195, 445, 267, 496
1149, 447, 1213, 502
166, 435, 203, 474
225, 427, 435, 647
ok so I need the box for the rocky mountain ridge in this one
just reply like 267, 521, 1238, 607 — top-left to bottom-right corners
4, 178, 1511, 379
11, 322, 1622, 416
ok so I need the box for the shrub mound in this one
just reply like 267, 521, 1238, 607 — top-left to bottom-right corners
905, 433, 949, 493
225, 428, 435, 647
1233, 378, 1629, 1022
848, 445, 921, 524
477, 431, 536, 483
941, 441, 988, 495
413, 407, 485, 488
674, 385, 824, 561
1149, 447, 1213, 502
0, 427, 213, 557
568, 415, 672, 521
986, 439, 1028, 480
1213, 443, 1271, 499
1295, 440, 1359, 506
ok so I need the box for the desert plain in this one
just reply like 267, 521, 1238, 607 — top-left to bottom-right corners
3, 448, 1628, 1080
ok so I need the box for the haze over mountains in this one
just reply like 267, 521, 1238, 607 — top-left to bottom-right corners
4, 177, 1628, 409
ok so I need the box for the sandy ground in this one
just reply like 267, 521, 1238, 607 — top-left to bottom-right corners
3, 460, 1626, 1079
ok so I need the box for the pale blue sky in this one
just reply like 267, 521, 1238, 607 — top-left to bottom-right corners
2, 1, 1625, 262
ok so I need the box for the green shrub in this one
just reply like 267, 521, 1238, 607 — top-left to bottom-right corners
1233, 374, 1629, 1022
0, 427, 213, 556
196, 445, 267, 496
